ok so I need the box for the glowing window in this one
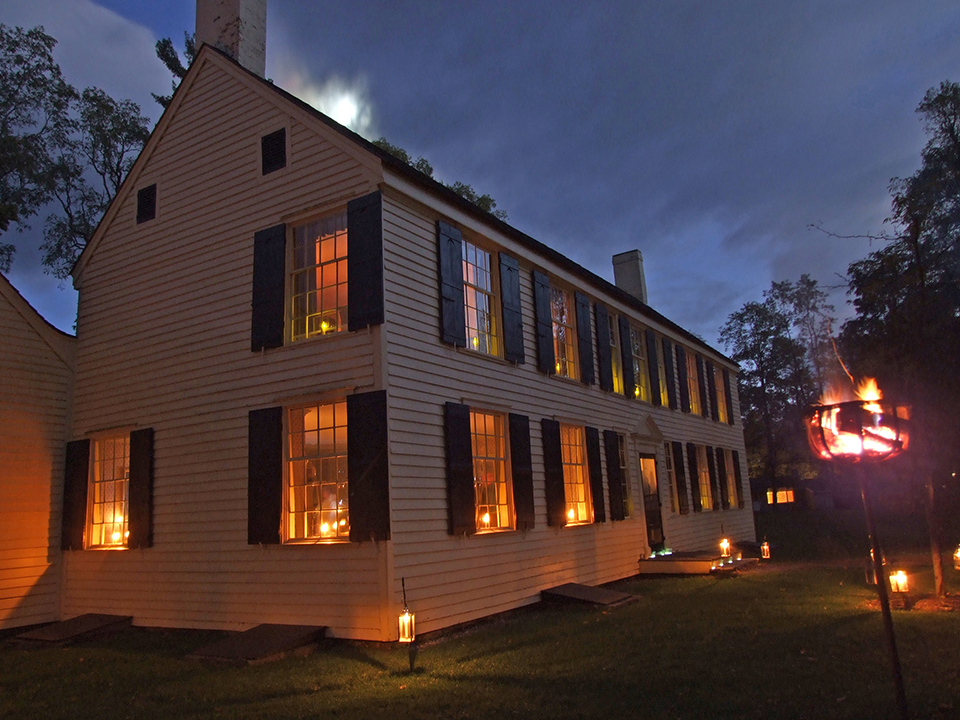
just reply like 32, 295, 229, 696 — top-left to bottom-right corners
656, 335, 670, 406
287, 401, 349, 541
462, 241, 500, 356
471, 410, 512, 530
88, 435, 130, 548
696, 445, 713, 511
715, 366, 729, 423
723, 449, 738, 506
560, 424, 592, 524
291, 212, 348, 341
551, 287, 577, 379
609, 315, 624, 394
686, 352, 701, 415
630, 326, 651, 402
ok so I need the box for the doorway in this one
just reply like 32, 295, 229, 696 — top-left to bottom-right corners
639, 453, 664, 551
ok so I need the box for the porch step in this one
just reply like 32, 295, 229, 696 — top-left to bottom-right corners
187, 623, 327, 665
8, 614, 132, 647
541, 582, 635, 607
637, 552, 757, 575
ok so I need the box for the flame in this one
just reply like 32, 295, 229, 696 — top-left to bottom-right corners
819, 377, 881, 406
856, 378, 882, 402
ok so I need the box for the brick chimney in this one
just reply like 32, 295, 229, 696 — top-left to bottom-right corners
196, 0, 266, 77
612, 250, 648, 305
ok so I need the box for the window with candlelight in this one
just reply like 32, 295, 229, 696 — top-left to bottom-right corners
552, 287, 578, 379
290, 211, 349, 341
685, 352, 701, 415
609, 314, 624, 394
462, 240, 500, 356
87, 434, 130, 548
470, 409, 512, 531
696, 445, 714, 510
715, 365, 729, 423
561, 424, 592, 524
630, 326, 651, 402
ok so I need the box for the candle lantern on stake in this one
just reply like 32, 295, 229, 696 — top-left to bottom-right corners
761, 540, 771, 560
719, 537, 731, 558
398, 577, 417, 672
889, 571, 909, 594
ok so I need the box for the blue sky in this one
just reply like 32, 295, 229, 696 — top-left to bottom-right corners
4, 1, 960, 346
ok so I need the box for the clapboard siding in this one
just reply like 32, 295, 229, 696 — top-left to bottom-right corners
0, 276, 75, 630
64, 56, 388, 640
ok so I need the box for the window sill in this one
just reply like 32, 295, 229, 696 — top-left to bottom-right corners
282, 538, 352, 545
455, 345, 513, 366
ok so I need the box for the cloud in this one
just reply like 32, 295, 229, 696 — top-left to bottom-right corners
271, 60, 375, 138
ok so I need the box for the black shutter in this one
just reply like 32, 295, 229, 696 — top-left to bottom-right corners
136, 184, 157, 224
61, 439, 90, 550
541, 419, 566, 526
646, 329, 661, 407
687, 443, 702, 512
348, 390, 391, 541
618, 316, 635, 398
533, 271, 555, 375
716, 448, 730, 510
575, 292, 595, 385
347, 191, 385, 331
127, 428, 154, 549
251, 223, 286, 351
707, 360, 719, 421
499, 253, 525, 363
696, 355, 709, 417
438, 221, 466, 347
509, 413, 535, 530
595, 304, 614, 392
248, 407, 283, 544
732, 450, 745, 508
705, 445, 719, 512
723, 369, 735, 425
672, 441, 689, 515
662, 337, 678, 410
585, 427, 605, 522
445, 402, 476, 536
676, 345, 690, 413
261, 128, 286, 175
604, 430, 625, 522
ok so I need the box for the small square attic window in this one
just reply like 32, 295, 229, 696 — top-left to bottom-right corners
136, 184, 157, 224
261, 128, 287, 175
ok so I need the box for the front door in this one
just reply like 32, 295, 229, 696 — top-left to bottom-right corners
639, 454, 664, 551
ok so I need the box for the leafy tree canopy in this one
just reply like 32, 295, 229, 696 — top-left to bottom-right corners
152, 33, 195, 109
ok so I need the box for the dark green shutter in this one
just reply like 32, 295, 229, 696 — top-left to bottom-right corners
533, 271, 555, 375
585, 427, 605, 522
604, 430, 625, 522
445, 402, 476, 536
732, 450, 745, 508
716, 447, 730, 510
251, 223, 286, 351
705, 445, 719, 511
723, 369, 735, 425
618, 316, 635, 398
575, 292, 595, 385
127, 428, 154, 549
595, 304, 614, 392
347, 191, 385, 331
499, 253, 525, 363
676, 345, 690, 413
696, 355, 709, 417
248, 407, 283, 544
348, 390, 390, 541
662, 337, 678, 410
672, 441, 689, 515
61, 439, 90, 550
687, 443, 702, 512
261, 128, 286, 175
646, 329, 661, 407
707, 360, 719, 421
136, 184, 157, 224
509, 413, 535, 531
541, 419, 566, 526
438, 220, 466, 347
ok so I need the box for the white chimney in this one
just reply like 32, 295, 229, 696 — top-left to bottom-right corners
196, 0, 266, 77
612, 250, 648, 305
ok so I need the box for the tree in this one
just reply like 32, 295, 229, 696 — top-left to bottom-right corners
0, 25, 76, 272
152, 33, 195, 109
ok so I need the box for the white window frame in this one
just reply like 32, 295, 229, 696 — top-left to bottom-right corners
86, 433, 130, 549
552, 287, 578, 379
462, 239, 501, 357
289, 210, 349, 342
470, 409, 513, 531
560, 424, 592, 524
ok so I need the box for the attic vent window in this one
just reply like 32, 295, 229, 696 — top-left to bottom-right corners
261, 128, 287, 175
136, 184, 156, 224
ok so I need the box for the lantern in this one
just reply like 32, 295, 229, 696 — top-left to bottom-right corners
803, 398, 910, 464
889, 571, 909, 594
761, 541, 771, 560
719, 538, 731, 558
953, 546, 960, 571
398, 576, 415, 643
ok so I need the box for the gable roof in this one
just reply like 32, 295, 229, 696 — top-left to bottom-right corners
74, 44, 733, 367
0, 273, 76, 368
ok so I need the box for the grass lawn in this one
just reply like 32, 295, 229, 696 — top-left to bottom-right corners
3, 512, 960, 719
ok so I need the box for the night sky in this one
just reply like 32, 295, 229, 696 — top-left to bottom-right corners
4, 0, 960, 347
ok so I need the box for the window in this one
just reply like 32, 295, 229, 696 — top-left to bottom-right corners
617, 433, 632, 518
715, 366, 729, 423
656, 337, 670, 407
723, 448, 738, 507
462, 240, 500, 356
87, 435, 130, 548
286, 401, 349, 541
767, 488, 795, 504
470, 410, 512, 530
664, 442, 678, 513
630, 326, 651, 402
696, 445, 713, 510
609, 315, 624, 394
552, 287, 577, 379
560, 424, 591, 524
686, 352, 701, 415
136, 184, 156, 224
291, 212, 349, 341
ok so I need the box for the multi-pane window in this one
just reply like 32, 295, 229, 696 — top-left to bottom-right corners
291, 212, 348, 341
88, 435, 129, 548
462, 241, 499, 356
630, 326, 651, 402
552, 287, 577, 379
686, 352, 701, 415
470, 410, 512, 530
618, 433, 632, 518
560, 424, 591, 524
287, 401, 349, 541
656, 337, 670, 407
723, 448, 738, 506
609, 315, 624, 394
664, 442, 679, 513
715, 367, 729, 423
767, 489, 795, 504
696, 445, 713, 511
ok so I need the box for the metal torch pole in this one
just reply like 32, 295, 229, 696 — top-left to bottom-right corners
856, 463, 908, 720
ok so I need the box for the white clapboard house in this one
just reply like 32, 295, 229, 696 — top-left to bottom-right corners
20, 3, 756, 640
